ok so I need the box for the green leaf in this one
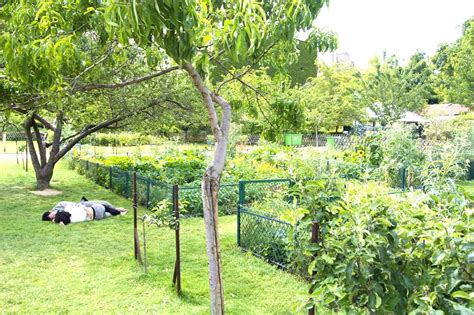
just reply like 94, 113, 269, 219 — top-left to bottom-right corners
432, 252, 447, 265
452, 291, 472, 300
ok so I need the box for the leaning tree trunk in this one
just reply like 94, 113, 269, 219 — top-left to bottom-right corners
24, 113, 64, 190
184, 63, 231, 315
24, 116, 53, 190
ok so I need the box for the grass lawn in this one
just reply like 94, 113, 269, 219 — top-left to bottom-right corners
0, 160, 306, 314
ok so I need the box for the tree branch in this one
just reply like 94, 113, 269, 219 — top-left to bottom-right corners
54, 115, 124, 162
73, 66, 180, 92
216, 42, 276, 93
183, 63, 221, 142
24, 117, 41, 172
10, 105, 57, 131
213, 59, 272, 104
32, 119, 47, 167
71, 40, 118, 89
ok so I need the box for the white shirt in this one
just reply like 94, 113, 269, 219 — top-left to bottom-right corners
63, 204, 90, 223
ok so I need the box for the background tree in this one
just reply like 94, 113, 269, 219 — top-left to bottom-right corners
301, 63, 363, 132
0, 2, 203, 189
432, 18, 474, 107
404, 51, 440, 105
221, 70, 305, 141
358, 55, 431, 124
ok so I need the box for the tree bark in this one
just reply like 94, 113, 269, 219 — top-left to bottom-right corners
24, 116, 54, 190
183, 63, 231, 315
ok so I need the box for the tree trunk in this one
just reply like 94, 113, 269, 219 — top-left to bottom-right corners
35, 166, 54, 190
184, 63, 231, 315
24, 115, 57, 190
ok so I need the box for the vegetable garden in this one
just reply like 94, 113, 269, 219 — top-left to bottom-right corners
67, 123, 473, 314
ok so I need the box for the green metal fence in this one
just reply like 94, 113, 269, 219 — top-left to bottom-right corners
237, 179, 294, 267
236, 171, 418, 269
70, 158, 239, 217
74, 159, 174, 210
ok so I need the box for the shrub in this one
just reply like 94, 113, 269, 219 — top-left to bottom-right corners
81, 132, 164, 146
303, 183, 473, 314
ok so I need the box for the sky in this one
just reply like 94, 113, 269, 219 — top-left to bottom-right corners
313, 0, 474, 68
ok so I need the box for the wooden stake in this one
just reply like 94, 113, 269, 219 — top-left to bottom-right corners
308, 221, 320, 315
142, 219, 148, 273
133, 172, 142, 263
172, 184, 181, 294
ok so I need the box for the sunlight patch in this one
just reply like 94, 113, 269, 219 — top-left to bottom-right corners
30, 189, 63, 197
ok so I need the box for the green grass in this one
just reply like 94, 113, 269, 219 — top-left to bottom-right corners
2, 140, 25, 154
0, 160, 306, 314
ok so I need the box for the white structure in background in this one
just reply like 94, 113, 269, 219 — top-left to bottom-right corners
399, 111, 426, 124
331, 52, 355, 66
423, 104, 470, 121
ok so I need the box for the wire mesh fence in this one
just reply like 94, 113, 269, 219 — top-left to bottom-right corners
236, 169, 420, 269
237, 179, 295, 266
301, 133, 354, 149
72, 159, 174, 210
69, 158, 239, 217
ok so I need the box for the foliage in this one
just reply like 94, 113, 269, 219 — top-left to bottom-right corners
419, 138, 470, 193
266, 33, 338, 86
432, 19, 474, 107
222, 70, 305, 141
142, 199, 176, 229
303, 183, 473, 314
81, 132, 164, 146
358, 55, 431, 124
301, 63, 364, 131
377, 123, 424, 187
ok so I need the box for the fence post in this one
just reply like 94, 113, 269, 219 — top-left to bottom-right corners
86, 160, 89, 171
308, 221, 320, 315
172, 184, 181, 294
146, 178, 151, 208
237, 181, 245, 247
133, 172, 142, 263
401, 168, 406, 191
288, 180, 295, 203
109, 167, 113, 189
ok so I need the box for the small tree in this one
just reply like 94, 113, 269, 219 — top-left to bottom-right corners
302, 63, 363, 131
104, 1, 334, 313
358, 55, 431, 124
0, 2, 198, 189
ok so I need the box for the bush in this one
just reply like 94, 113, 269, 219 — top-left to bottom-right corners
303, 183, 473, 314
81, 133, 164, 146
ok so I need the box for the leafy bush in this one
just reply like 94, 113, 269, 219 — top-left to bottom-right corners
81, 132, 164, 146
303, 183, 473, 314
378, 123, 424, 188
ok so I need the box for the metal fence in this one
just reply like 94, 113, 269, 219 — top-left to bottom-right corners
301, 133, 354, 149
237, 179, 295, 267
70, 158, 239, 217
1, 131, 45, 141
172, 131, 355, 149
74, 159, 174, 208
236, 168, 419, 269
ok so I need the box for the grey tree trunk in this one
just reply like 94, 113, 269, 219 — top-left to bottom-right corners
184, 63, 231, 315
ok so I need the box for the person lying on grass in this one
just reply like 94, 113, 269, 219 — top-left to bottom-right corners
42, 198, 127, 225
